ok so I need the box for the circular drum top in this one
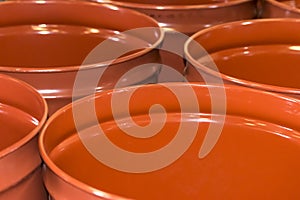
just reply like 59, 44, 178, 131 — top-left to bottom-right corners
0, 0, 164, 72
185, 18, 300, 96
40, 83, 300, 199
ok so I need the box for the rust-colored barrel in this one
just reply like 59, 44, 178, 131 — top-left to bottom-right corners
40, 83, 300, 199
0, 0, 164, 115
93, 0, 258, 82
260, 0, 300, 18
0, 74, 48, 200
185, 18, 300, 99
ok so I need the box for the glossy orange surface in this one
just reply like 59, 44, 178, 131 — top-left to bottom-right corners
185, 18, 300, 98
0, 167, 46, 200
0, 103, 37, 152
40, 83, 300, 199
95, 0, 257, 82
210, 44, 300, 88
261, 0, 300, 18
0, 25, 116, 67
0, 74, 48, 199
0, 0, 164, 115
97, 0, 257, 34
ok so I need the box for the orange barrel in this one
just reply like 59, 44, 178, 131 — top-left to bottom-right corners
0, 0, 164, 115
0, 74, 47, 200
260, 0, 300, 18
185, 18, 300, 99
40, 83, 300, 199
93, 0, 258, 82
